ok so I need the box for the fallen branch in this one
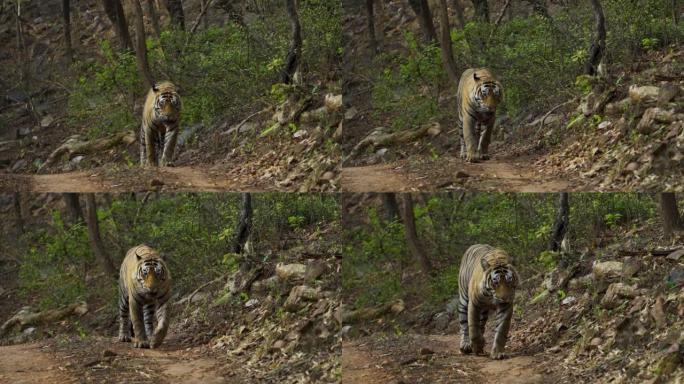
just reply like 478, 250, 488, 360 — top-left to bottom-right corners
40, 131, 136, 171
342, 299, 405, 324
1, 301, 88, 336
538, 98, 577, 133
175, 272, 229, 306
344, 124, 433, 164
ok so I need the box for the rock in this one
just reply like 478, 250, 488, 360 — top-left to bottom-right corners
40, 115, 54, 128
445, 297, 459, 315
324, 94, 342, 112
276, 263, 307, 282
622, 256, 641, 277
293, 129, 308, 139
569, 274, 594, 290
270, 339, 285, 352
340, 325, 353, 338
376, 148, 388, 157
344, 107, 358, 120
658, 83, 680, 106
651, 296, 667, 329
561, 296, 576, 306
252, 275, 279, 293
244, 298, 259, 308
283, 285, 320, 312
10, 159, 27, 172
623, 162, 640, 173
588, 337, 603, 350
426, 122, 441, 137
629, 85, 660, 104
601, 283, 639, 308
547, 346, 561, 353
592, 260, 624, 281
18, 127, 31, 137
637, 107, 660, 134
432, 312, 450, 331
654, 343, 683, 380
304, 260, 327, 281
23, 327, 36, 335
319, 171, 335, 182
598, 121, 612, 130
666, 249, 684, 261
70, 155, 85, 166
666, 266, 684, 287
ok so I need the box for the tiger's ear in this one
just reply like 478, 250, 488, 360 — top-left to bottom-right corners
473, 72, 480, 81
480, 257, 490, 270
152, 83, 159, 92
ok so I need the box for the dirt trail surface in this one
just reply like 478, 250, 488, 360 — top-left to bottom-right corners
0, 166, 287, 193
342, 153, 579, 192
342, 334, 553, 384
0, 336, 230, 384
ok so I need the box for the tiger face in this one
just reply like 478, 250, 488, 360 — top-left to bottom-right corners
151, 82, 181, 124
480, 251, 517, 304
472, 77, 502, 114
135, 255, 168, 295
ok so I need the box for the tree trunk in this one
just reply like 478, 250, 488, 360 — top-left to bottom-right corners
62, 0, 72, 64
102, 0, 133, 52
63, 193, 84, 224
366, 0, 377, 55
400, 194, 433, 275
585, 0, 606, 75
163, 0, 186, 30
548, 193, 569, 252
409, 0, 437, 43
472, 0, 489, 22
129, 0, 155, 88
84, 194, 117, 277
660, 193, 681, 238
232, 193, 253, 254
13, 192, 24, 234
146, 0, 161, 39
382, 193, 400, 221
438, 0, 459, 84
281, 0, 302, 84
452, 0, 465, 28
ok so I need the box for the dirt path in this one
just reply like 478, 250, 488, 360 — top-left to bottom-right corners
342, 154, 577, 192
342, 334, 553, 384
0, 166, 274, 193
0, 337, 228, 384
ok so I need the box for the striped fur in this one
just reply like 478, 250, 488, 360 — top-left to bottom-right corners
140, 81, 181, 167
456, 68, 502, 163
118, 244, 172, 349
457, 244, 518, 359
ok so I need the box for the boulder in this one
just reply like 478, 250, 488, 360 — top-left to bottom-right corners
601, 283, 639, 308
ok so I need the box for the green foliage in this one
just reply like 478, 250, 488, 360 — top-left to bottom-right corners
537, 250, 559, 269
66, 2, 341, 143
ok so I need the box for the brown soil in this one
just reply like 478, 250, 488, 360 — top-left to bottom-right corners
342, 334, 554, 384
342, 153, 580, 192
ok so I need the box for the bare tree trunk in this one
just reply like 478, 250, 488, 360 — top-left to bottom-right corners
660, 193, 681, 238
585, 0, 606, 75
472, 0, 489, 22
232, 193, 253, 254
674, 0, 679, 25
63, 193, 84, 224
62, 0, 73, 64
129, 0, 155, 88
382, 193, 400, 221
438, 0, 459, 84
102, 0, 133, 52
366, 0, 377, 55
409, 0, 437, 43
163, 0, 186, 30
452, 0, 465, 28
281, 0, 302, 84
15, 0, 40, 126
13, 193, 24, 234
549, 193, 569, 252
146, 0, 161, 39
84, 194, 117, 277
400, 194, 433, 275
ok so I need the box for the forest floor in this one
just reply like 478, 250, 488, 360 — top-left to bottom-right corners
342, 334, 552, 384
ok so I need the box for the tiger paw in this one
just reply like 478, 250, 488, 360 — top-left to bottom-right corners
490, 349, 508, 360
133, 339, 150, 348
118, 334, 131, 343
150, 338, 162, 349
480, 153, 490, 160
459, 341, 473, 354
465, 154, 480, 163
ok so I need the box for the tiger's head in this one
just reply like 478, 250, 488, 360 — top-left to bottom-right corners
472, 70, 502, 114
134, 247, 169, 295
480, 249, 517, 304
151, 81, 181, 124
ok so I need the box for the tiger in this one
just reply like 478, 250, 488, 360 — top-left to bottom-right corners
118, 244, 172, 349
457, 244, 518, 360
456, 68, 503, 163
140, 81, 182, 167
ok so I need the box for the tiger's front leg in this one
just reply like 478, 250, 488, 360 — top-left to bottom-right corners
468, 300, 484, 355
458, 296, 472, 354
129, 296, 149, 348
462, 115, 480, 163
159, 128, 178, 167
478, 119, 495, 161
491, 303, 513, 360
117, 292, 131, 342
150, 301, 170, 348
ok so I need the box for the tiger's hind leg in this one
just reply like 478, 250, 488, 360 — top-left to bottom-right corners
479, 308, 489, 345
145, 127, 158, 166
468, 300, 485, 355
491, 303, 513, 360
463, 115, 480, 163
143, 303, 155, 338
458, 295, 472, 354
159, 128, 178, 167
151, 300, 170, 348
139, 124, 147, 166
118, 291, 131, 342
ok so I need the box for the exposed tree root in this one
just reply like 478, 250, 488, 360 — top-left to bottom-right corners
344, 124, 433, 164
40, 131, 136, 171
0, 301, 88, 336
342, 299, 405, 324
